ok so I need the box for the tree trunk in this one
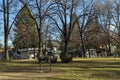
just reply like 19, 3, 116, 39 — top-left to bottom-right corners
38, 32, 42, 57
80, 33, 86, 57
108, 41, 111, 56
4, 36, 9, 60
3, 0, 9, 61
64, 40, 68, 54
37, 0, 43, 57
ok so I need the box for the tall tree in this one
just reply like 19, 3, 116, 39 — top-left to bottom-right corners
68, 14, 81, 51
111, 0, 120, 44
85, 14, 105, 53
19, 0, 54, 71
13, 5, 38, 49
2, 0, 23, 60
76, 0, 94, 57
47, 0, 79, 62
94, 0, 114, 56
19, 0, 52, 57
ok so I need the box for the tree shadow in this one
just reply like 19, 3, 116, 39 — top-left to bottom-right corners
90, 70, 120, 79
40, 77, 75, 80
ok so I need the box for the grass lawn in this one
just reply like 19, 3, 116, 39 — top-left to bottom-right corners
0, 58, 120, 80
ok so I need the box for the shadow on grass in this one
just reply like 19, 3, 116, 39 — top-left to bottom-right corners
50, 60, 120, 69
0, 74, 71, 80
1, 59, 119, 72
2, 59, 120, 68
0, 58, 120, 80
40, 77, 74, 80
10, 60, 38, 64
90, 70, 120, 79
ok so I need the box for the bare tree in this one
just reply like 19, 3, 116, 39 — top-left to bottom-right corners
19, 0, 53, 57
93, 0, 120, 56
76, 0, 94, 57
19, 0, 55, 71
47, 0, 79, 62
111, 0, 120, 44
2, 0, 23, 60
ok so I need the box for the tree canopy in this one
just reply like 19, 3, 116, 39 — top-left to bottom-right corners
13, 5, 38, 49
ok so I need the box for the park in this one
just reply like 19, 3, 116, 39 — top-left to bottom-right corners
0, 0, 120, 80
0, 58, 120, 80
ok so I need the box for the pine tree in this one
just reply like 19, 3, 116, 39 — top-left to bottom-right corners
13, 5, 38, 49
68, 23, 81, 51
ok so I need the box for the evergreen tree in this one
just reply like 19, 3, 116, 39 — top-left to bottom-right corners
13, 5, 38, 49
47, 36, 53, 50
68, 23, 81, 51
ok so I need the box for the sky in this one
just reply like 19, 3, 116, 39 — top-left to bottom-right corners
0, 0, 22, 47
0, 1, 3, 46
0, 0, 117, 48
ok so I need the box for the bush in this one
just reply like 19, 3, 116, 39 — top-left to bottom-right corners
50, 56, 57, 63
115, 48, 120, 57
37, 56, 57, 63
46, 56, 57, 63
60, 53, 73, 63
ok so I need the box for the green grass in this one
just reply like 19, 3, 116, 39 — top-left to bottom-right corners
0, 58, 120, 80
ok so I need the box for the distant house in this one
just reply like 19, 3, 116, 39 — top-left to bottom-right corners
16, 40, 61, 59
17, 48, 38, 59
42, 40, 61, 57
86, 49, 97, 57
52, 41, 60, 51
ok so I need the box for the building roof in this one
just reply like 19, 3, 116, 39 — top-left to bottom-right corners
18, 48, 39, 52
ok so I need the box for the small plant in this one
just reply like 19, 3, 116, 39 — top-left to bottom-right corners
47, 56, 57, 63
60, 53, 73, 63
49, 56, 57, 63
115, 48, 120, 57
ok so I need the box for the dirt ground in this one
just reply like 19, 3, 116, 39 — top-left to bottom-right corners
0, 71, 62, 80
0, 67, 63, 80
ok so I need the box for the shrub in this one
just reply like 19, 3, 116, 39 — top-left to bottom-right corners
50, 56, 57, 63
37, 56, 57, 63
46, 56, 57, 63
60, 53, 73, 63
115, 48, 120, 57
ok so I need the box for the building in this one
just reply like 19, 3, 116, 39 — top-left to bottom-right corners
17, 48, 38, 59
